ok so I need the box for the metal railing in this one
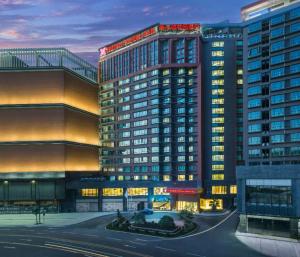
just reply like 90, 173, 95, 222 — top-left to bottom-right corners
0, 48, 98, 83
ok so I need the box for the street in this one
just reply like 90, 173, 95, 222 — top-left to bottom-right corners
0, 211, 267, 257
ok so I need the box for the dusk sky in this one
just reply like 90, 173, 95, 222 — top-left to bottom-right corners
0, 0, 253, 64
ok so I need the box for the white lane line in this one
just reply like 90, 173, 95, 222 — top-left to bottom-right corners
174, 209, 238, 240
128, 241, 146, 246
155, 246, 176, 252
123, 244, 136, 249
187, 253, 206, 257
3, 246, 16, 249
135, 239, 148, 242
83, 234, 98, 237
46, 241, 122, 257
19, 239, 32, 242
106, 237, 122, 241
45, 243, 108, 257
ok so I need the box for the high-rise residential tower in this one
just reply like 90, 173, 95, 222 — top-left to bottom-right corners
237, 0, 300, 238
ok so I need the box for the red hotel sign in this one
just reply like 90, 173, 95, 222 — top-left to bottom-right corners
100, 23, 200, 56
166, 188, 199, 195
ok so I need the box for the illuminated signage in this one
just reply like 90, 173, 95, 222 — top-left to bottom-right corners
159, 24, 200, 32
166, 188, 199, 195
99, 23, 200, 57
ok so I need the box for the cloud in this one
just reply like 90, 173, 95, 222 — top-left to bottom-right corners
0, 0, 251, 53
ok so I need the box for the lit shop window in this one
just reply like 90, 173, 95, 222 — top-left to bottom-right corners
212, 155, 224, 161
212, 136, 224, 143
163, 175, 171, 181
212, 174, 224, 180
212, 51, 224, 57
212, 186, 227, 194
176, 201, 198, 212
212, 70, 224, 76
212, 117, 224, 124
212, 127, 224, 133
127, 188, 148, 196
81, 189, 98, 197
230, 185, 237, 194
212, 89, 224, 95
212, 145, 224, 152
212, 164, 224, 171
212, 61, 224, 66
212, 41, 224, 47
212, 79, 224, 85
103, 188, 123, 197
212, 98, 224, 105
200, 199, 223, 210
212, 108, 224, 114
178, 175, 186, 181
154, 187, 169, 195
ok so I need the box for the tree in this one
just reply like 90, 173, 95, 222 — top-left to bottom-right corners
158, 215, 176, 230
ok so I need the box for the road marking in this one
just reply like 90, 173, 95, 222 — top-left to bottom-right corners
106, 237, 122, 241
3, 246, 16, 249
19, 239, 32, 242
46, 241, 121, 257
155, 246, 176, 252
129, 241, 146, 246
45, 243, 108, 257
0, 234, 153, 257
135, 238, 148, 242
187, 253, 206, 257
123, 244, 136, 249
83, 234, 98, 237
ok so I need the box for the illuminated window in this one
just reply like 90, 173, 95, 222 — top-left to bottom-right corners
212, 51, 224, 57
118, 176, 124, 181
237, 69, 243, 75
212, 127, 224, 133
212, 164, 224, 171
212, 79, 224, 85
212, 145, 224, 152
81, 189, 98, 197
212, 41, 224, 47
163, 175, 171, 181
230, 185, 237, 194
212, 70, 224, 76
212, 136, 224, 143
163, 69, 170, 76
212, 98, 224, 105
127, 188, 148, 196
212, 89, 224, 95
189, 175, 194, 181
103, 188, 123, 196
212, 61, 224, 66
178, 175, 186, 181
200, 199, 223, 210
176, 201, 198, 212
212, 174, 224, 180
212, 186, 227, 194
237, 79, 243, 85
212, 117, 224, 123
154, 187, 169, 195
212, 108, 224, 114
212, 155, 224, 161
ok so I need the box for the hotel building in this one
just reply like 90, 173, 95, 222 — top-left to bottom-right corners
0, 48, 99, 212
97, 24, 242, 212
237, 0, 300, 238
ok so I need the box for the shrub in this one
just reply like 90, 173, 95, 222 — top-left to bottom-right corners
179, 210, 194, 220
158, 215, 176, 230
133, 212, 146, 225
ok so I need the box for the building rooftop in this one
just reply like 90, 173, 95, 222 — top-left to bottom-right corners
241, 0, 300, 21
0, 48, 98, 84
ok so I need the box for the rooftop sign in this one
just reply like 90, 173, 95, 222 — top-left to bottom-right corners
99, 23, 200, 57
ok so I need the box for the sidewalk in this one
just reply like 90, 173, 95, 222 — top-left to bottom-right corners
236, 231, 300, 257
0, 212, 113, 227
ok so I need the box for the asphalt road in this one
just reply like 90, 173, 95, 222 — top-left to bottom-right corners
0, 211, 267, 257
